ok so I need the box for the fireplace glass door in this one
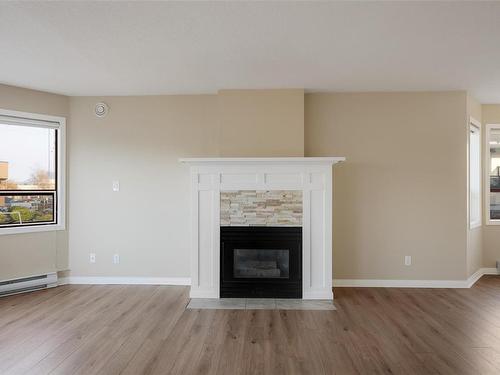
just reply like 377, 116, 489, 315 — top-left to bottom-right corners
234, 249, 289, 279
220, 226, 302, 298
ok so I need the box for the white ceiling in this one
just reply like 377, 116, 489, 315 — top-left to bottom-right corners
1, 1, 500, 102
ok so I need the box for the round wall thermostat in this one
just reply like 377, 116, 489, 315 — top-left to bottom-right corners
95, 102, 109, 117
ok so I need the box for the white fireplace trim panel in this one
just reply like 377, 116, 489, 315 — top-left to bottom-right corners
179, 157, 345, 300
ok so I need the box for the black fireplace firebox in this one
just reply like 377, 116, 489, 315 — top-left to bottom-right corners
220, 226, 302, 298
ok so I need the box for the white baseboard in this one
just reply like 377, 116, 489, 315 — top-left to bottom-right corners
333, 267, 499, 289
481, 267, 499, 275
465, 268, 483, 288
333, 279, 469, 288
58, 276, 191, 286
189, 290, 219, 299
303, 289, 334, 300
57, 268, 500, 290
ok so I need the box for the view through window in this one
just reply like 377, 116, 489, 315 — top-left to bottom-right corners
0, 121, 57, 227
488, 125, 500, 221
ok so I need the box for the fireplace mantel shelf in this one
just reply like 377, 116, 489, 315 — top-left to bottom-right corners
179, 157, 345, 165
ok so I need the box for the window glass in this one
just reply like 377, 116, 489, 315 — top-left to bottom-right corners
0, 123, 56, 191
0, 194, 54, 225
0, 121, 57, 228
489, 129, 500, 220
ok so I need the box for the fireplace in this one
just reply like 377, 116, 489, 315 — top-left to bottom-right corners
220, 226, 302, 298
180, 157, 344, 300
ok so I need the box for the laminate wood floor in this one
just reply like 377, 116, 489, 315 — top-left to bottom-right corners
2, 276, 500, 374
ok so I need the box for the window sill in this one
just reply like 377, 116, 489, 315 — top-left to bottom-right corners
486, 220, 500, 226
0, 223, 65, 236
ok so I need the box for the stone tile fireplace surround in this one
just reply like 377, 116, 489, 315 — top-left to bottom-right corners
220, 190, 303, 226
179, 157, 345, 300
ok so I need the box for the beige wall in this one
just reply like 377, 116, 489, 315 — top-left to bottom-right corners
481, 104, 500, 268
218, 89, 304, 157
1, 85, 478, 283
68, 95, 219, 277
305, 92, 468, 280
67, 90, 305, 278
466, 94, 483, 276
0, 84, 69, 281
0, 87, 306, 281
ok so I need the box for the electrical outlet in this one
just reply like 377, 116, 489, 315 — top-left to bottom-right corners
404, 255, 412, 266
112, 180, 120, 192
90, 253, 96, 263
113, 254, 120, 264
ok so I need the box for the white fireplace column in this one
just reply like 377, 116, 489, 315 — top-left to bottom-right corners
179, 157, 345, 300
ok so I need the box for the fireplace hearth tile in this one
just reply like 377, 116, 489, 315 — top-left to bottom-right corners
186, 298, 336, 311
245, 298, 277, 309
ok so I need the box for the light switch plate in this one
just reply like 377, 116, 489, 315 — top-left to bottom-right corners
112, 180, 120, 192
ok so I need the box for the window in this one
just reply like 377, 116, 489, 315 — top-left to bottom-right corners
469, 118, 481, 228
486, 123, 500, 225
0, 109, 65, 234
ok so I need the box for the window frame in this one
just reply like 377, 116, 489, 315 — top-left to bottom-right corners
0, 108, 66, 235
485, 123, 500, 226
469, 117, 482, 229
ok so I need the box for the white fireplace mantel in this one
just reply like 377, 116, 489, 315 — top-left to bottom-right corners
180, 156, 345, 300
179, 157, 345, 165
